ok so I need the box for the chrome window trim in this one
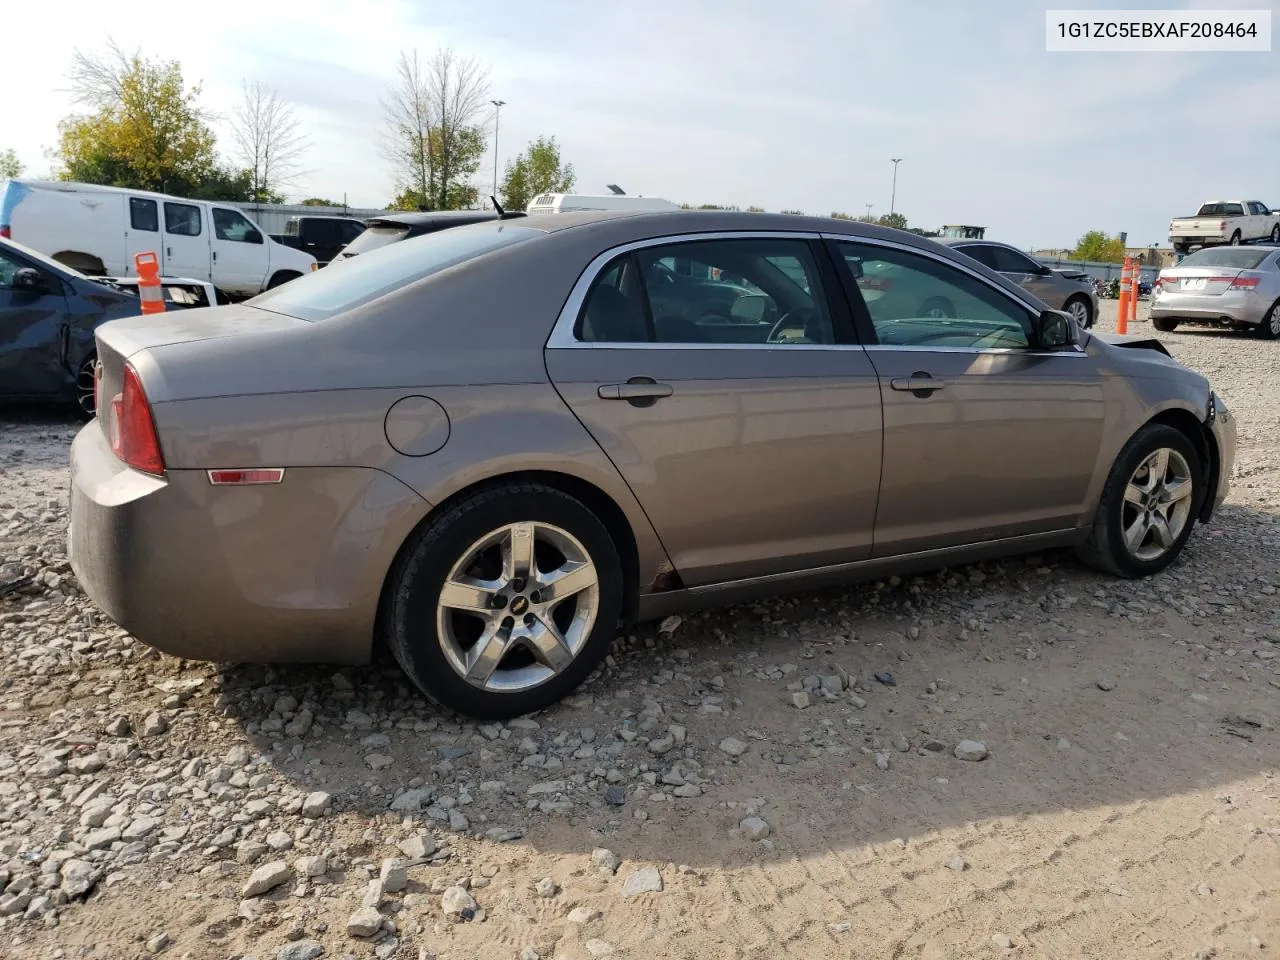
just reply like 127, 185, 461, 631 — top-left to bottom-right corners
544, 229, 1086, 357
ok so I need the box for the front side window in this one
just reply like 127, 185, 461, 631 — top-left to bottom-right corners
130, 197, 158, 232
578, 238, 833, 345
212, 208, 261, 243
250, 223, 539, 322
164, 202, 202, 237
988, 245, 1042, 275
836, 241, 1032, 349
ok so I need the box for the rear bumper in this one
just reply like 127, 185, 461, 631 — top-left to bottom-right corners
68, 422, 426, 665
1151, 290, 1269, 326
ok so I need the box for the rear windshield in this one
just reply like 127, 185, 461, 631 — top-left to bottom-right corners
338, 223, 412, 258
1177, 247, 1272, 269
1196, 203, 1245, 217
249, 223, 540, 322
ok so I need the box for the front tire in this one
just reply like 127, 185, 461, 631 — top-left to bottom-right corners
1077, 424, 1202, 578
384, 483, 624, 719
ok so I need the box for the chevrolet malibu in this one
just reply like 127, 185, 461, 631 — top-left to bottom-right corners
69, 212, 1236, 719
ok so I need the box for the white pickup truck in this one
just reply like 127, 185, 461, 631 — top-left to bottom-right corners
1168, 200, 1280, 253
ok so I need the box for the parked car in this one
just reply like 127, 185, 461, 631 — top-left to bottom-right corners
330, 210, 528, 263
1168, 201, 1280, 254
269, 215, 367, 266
1151, 245, 1280, 337
943, 239, 1098, 328
69, 212, 1235, 719
0, 179, 317, 298
1, 235, 188, 416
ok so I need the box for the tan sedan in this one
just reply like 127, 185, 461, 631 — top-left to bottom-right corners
69, 212, 1235, 718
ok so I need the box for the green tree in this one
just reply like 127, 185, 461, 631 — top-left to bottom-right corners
300, 197, 341, 206
186, 165, 261, 202
382, 46, 489, 211
877, 212, 909, 230
746, 205, 766, 213
830, 211, 857, 220
780, 209, 805, 216
1072, 230, 1126, 263
499, 135, 575, 212
55, 40, 218, 195
0, 148, 22, 179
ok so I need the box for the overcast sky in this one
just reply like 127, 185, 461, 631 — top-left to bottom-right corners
6, 0, 1276, 248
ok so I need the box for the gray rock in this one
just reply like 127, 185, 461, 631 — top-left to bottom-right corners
284, 709, 314, 738
790, 692, 811, 710
347, 906, 383, 938
740, 816, 771, 841
567, 907, 598, 924
849, 694, 868, 709
534, 877, 559, 898
295, 855, 327, 878
892, 734, 911, 753
380, 858, 408, 893
69, 753, 106, 775
647, 735, 675, 756
954, 739, 988, 762
441, 885, 477, 921
991, 933, 1013, 949
123, 816, 158, 841
265, 830, 293, 851
236, 840, 269, 864
140, 712, 168, 737
718, 737, 748, 757
362, 878, 386, 909
85, 826, 121, 850
520, 949, 541, 960
947, 855, 967, 872
398, 835, 436, 860
277, 941, 325, 960
592, 848, 621, 875
145, 932, 171, 954
365, 753, 394, 771
225, 744, 251, 766
390, 788, 430, 812
242, 860, 293, 898
1097, 677, 1117, 692
60, 859, 97, 898
300, 791, 331, 818
0, 892, 32, 916
621, 867, 663, 897
103, 716, 131, 737
875, 752, 891, 771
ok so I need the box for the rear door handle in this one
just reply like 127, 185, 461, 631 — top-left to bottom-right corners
889, 373, 946, 395
598, 379, 674, 403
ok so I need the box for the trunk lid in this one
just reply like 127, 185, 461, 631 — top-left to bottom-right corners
93, 305, 309, 416
1169, 216, 1229, 237
1157, 266, 1245, 297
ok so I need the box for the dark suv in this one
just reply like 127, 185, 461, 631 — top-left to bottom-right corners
332, 210, 528, 262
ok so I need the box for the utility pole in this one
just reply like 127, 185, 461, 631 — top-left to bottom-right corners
865, 203, 873, 218
889, 158, 903, 216
490, 99, 506, 204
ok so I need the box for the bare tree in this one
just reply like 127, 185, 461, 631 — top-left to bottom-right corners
229, 81, 308, 203
381, 46, 490, 210
66, 38, 136, 110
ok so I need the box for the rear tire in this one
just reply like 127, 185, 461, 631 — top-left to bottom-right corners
1271, 224, 1280, 244
1257, 300, 1280, 340
1230, 231, 1242, 246
1076, 424, 1202, 579
266, 270, 302, 290
1151, 316, 1178, 332
384, 482, 624, 720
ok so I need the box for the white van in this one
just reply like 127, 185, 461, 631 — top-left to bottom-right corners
525, 193, 681, 215
0, 179, 317, 299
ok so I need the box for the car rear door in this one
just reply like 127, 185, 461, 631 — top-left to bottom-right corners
0, 247, 71, 398
161, 200, 211, 281
827, 235, 1105, 557
545, 232, 883, 587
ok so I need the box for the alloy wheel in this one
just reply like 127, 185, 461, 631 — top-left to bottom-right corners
1270, 304, 1280, 338
435, 521, 600, 693
75, 360, 97, 417
1067, 299, 1090, 327
1121, 448, 1194, 562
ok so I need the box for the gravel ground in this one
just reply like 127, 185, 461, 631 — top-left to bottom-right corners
2, 299, 1278, 960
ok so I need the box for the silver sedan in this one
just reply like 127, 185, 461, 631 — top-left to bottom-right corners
1152, 245, 1280, 338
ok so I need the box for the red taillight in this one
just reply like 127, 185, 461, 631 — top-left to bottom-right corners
1219, 220, 1227, 230
0, 225, 9, 239
1230, 276, 1261, 289
208, 469, 285, 485
107, 363, 165, 475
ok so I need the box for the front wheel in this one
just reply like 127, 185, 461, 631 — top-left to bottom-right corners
1077, 424, 1202, 578
384, 483, 624, 719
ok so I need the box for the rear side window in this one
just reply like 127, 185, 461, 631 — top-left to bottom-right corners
130, 198, 158, 232
164, 202, 202, 236
249, 223, 540, 322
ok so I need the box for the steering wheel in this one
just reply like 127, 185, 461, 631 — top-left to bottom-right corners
767, 307, 816, 343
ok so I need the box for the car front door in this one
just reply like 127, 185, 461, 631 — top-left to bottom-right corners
0, 248, 70, 398
982, 243, 1063, 306
828, 236, 1105, 557
161, 201, 210, 281
545, 234, 883, 587
211, 207, 268, 296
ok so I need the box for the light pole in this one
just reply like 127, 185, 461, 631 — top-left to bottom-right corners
864, 203, 873, 218
889, 158, 903, 216
490, 99, 506, 204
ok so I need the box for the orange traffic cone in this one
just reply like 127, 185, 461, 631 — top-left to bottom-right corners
134, 252, 166, 315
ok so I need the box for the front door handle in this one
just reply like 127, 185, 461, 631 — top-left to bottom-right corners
889, 373, 946, 396
598, 378, 674, 405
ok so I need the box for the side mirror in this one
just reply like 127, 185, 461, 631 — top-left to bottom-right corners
1034, 309, 1078, 350
246, 229, 263, 244
13, 268, 49, 294
1036, 263, 1053, 276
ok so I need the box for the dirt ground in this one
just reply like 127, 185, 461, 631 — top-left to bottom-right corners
1, 299, 1278, 960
